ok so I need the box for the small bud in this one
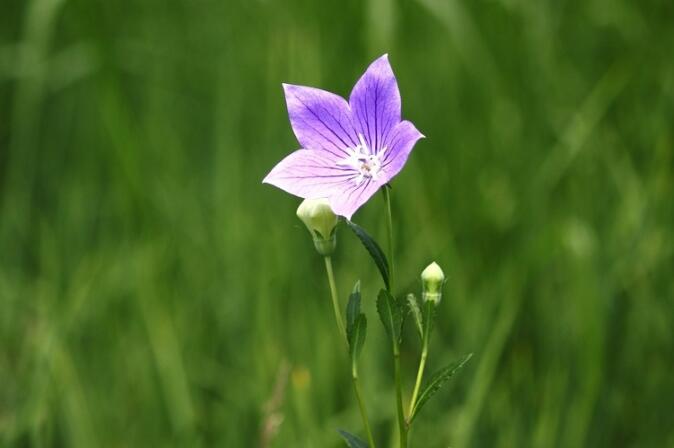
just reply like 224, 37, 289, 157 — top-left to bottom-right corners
296, 198, 338, 256
421, 261, 445, 304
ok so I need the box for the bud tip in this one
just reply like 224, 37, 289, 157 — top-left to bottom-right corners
421, 261, 445, 303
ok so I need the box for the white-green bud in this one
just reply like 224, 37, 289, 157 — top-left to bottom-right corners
296, 198, 338, 256
421, 261, 445, 304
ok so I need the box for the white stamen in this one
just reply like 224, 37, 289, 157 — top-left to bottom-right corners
337, 134, 385, 185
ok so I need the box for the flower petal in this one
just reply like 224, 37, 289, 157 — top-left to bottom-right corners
329, 177, 383, 220
382, 120, 424, 181
349, 54, 401, 154
283, 84, 359, 158
263, 149, 355, 199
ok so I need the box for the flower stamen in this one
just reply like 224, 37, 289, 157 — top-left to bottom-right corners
337, 134, 385, 185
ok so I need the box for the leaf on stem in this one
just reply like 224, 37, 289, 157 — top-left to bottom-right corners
346, 220, 390, 291
409, 353, 473, 422
348, 314, 367, 362
406, 293, 423, 340
346, 281, 361, 334
337, 429, 369, 448
377, 289, 403, 344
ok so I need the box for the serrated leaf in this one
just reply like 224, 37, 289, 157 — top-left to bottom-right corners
346, 220, 390, 290
346, 281, 361, 335
377, 289, 402, 344
348, 314, 367, 362
337, 429, 369, 448
410, 353, 473, 422
406, 293, 423, 340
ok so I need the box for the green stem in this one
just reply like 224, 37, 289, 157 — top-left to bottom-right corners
383, 187, 407, 447
408, 301, 433, 417
383, 186, 395, 291
352, 364, 377, 448
324, 256, 346, 341
323, 256, 376, 447
393, 344, 408, 447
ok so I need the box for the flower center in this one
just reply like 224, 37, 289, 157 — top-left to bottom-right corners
337, 134, 385, 185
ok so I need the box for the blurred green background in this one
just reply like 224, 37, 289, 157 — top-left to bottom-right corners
1, 0, 673, 446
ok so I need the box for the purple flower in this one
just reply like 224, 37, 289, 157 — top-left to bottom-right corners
263, 54, 424, 220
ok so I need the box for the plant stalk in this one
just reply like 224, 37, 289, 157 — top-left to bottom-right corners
324, 256, 346, 341
352, 364, 377, 448
383, 187, 407, 447
383, 186, 395, 291
408, 300, 433, 417
323, 256, 376, 447
393, 343, 408, 447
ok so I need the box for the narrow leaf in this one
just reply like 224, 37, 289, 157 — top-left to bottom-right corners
348, 314, 367, 362
346, 220, 390, 290
406, 293, 423, 340
346, 281, 361, 335
410, 353, 473, 422
337, 429, 369, 448
377, 289, 402, 344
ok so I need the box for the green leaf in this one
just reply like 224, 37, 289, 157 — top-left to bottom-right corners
346, 220, 390, 290
406, 293, 423, 340
337, 429, 369, 448
377, 289, 402, 344
346, 281, 361, 335
348, 314, 367, 362
410, 353, 473, 422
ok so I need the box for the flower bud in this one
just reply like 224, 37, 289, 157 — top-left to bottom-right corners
296, 198, 338, 256
421, 261, 445, 304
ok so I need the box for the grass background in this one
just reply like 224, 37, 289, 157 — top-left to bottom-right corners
1, 0, 673, 446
